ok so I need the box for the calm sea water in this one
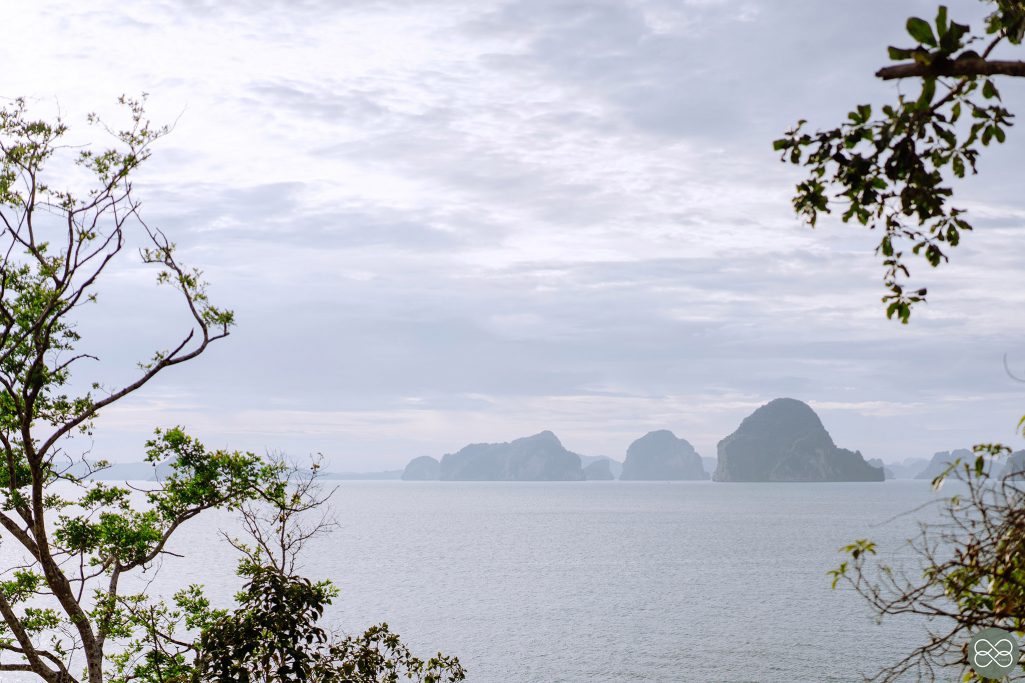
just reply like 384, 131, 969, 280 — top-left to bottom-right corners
308, 481, 950, 683
9, 481, 960, 682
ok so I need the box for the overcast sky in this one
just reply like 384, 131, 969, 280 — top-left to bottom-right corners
3, 0, 1024, 469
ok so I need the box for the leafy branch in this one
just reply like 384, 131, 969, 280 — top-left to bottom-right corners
774, 3, 1025, 322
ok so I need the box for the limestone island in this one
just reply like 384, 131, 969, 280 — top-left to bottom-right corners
913, 449, 973, 480
620, 430, 708, 480
1003, 450, 1025, 479
402, 431, 586, 481
714, 398, 884, 482
400, 455, 441, 481
581, 458, 615, 480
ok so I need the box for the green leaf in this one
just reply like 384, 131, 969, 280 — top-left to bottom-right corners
983, 79, 999, 100
942, 21, 970, 52
935, 5, 948, 37
917, 78, 936, 109
888, 46, 914, 60
907, 16, 937, 46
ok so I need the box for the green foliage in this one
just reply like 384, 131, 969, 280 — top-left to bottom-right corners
192, 564, 465, 683
773, 3, 1024, 322
0, 95, 251, 682
49, 428, 285, 572
106, 586, 227, 683
774, 2, 1025, 680
317, 623, 466, 683
833, 446, 1025, 681
104, 475, 465, 683
196, 566, 338, 682
0, 95, 463, 683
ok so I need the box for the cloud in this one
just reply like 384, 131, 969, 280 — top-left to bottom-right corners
3, 0, 1023, 469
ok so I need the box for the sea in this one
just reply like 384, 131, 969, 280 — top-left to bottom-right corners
5, 480, 962, 682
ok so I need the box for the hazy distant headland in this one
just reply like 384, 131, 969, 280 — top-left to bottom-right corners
866, 458, 896, 479
398, 398, 889, 483
906, 448, 1025, 481
83, 397, 981, 484
1003, 450, 1025, 478
400, 456, 440, 481
887, 458, 931, 479
580, 455, 622, 479
913, 449, 974, 480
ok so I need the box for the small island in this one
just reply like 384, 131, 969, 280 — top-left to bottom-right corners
619, 430, 708, 480
1003, 450, 1025, 478
397, 400, 899, 484
913, 449, 973, 480
582, 459, 615, 480
401, 456, 441, 481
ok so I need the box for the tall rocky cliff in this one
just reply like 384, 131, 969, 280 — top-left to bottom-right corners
714, 398, 884, 482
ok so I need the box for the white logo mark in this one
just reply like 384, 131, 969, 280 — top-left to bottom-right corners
973, 637, 1015, 669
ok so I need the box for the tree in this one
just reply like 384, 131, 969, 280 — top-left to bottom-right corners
105, 460, 465, 683
774, 1, 1025, 323
829, 448, 1025, 681
0, 96, 464, 683
0, 93, 260, 682
775, 2, 1025, 680
188, 465, 465, 683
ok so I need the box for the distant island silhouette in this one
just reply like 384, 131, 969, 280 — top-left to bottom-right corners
714, 398, 883, 482
620, 430, 708, 481
401, 398, 883, 482
437, 431, 585, 481
83, 398, 981, 484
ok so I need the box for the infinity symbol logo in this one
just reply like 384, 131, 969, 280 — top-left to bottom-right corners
973, 637, 1015, 669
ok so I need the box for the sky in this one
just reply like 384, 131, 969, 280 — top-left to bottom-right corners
2, 0, 1024, 469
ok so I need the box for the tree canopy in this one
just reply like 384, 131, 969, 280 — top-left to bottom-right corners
777, 2, 1025, 680
0, 96, 463, 683
775, 1, 1025, 323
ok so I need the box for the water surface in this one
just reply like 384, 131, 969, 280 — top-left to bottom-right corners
8, 480, 955, 682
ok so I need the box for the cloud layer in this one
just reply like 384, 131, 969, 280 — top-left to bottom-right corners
2, 0, 1023, 467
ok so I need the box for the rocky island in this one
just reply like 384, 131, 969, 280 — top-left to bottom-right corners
582, 459, 615, 480
885, 457, 930, 480
579, 455, 623, 479
714, 398, 884, 482
620, 430, 708, 480
1003, 450, 1025, 479
867, 458, 895, 480
401, 455, 441, 481
437, 431, 585, 481
913, 449, 972, 480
